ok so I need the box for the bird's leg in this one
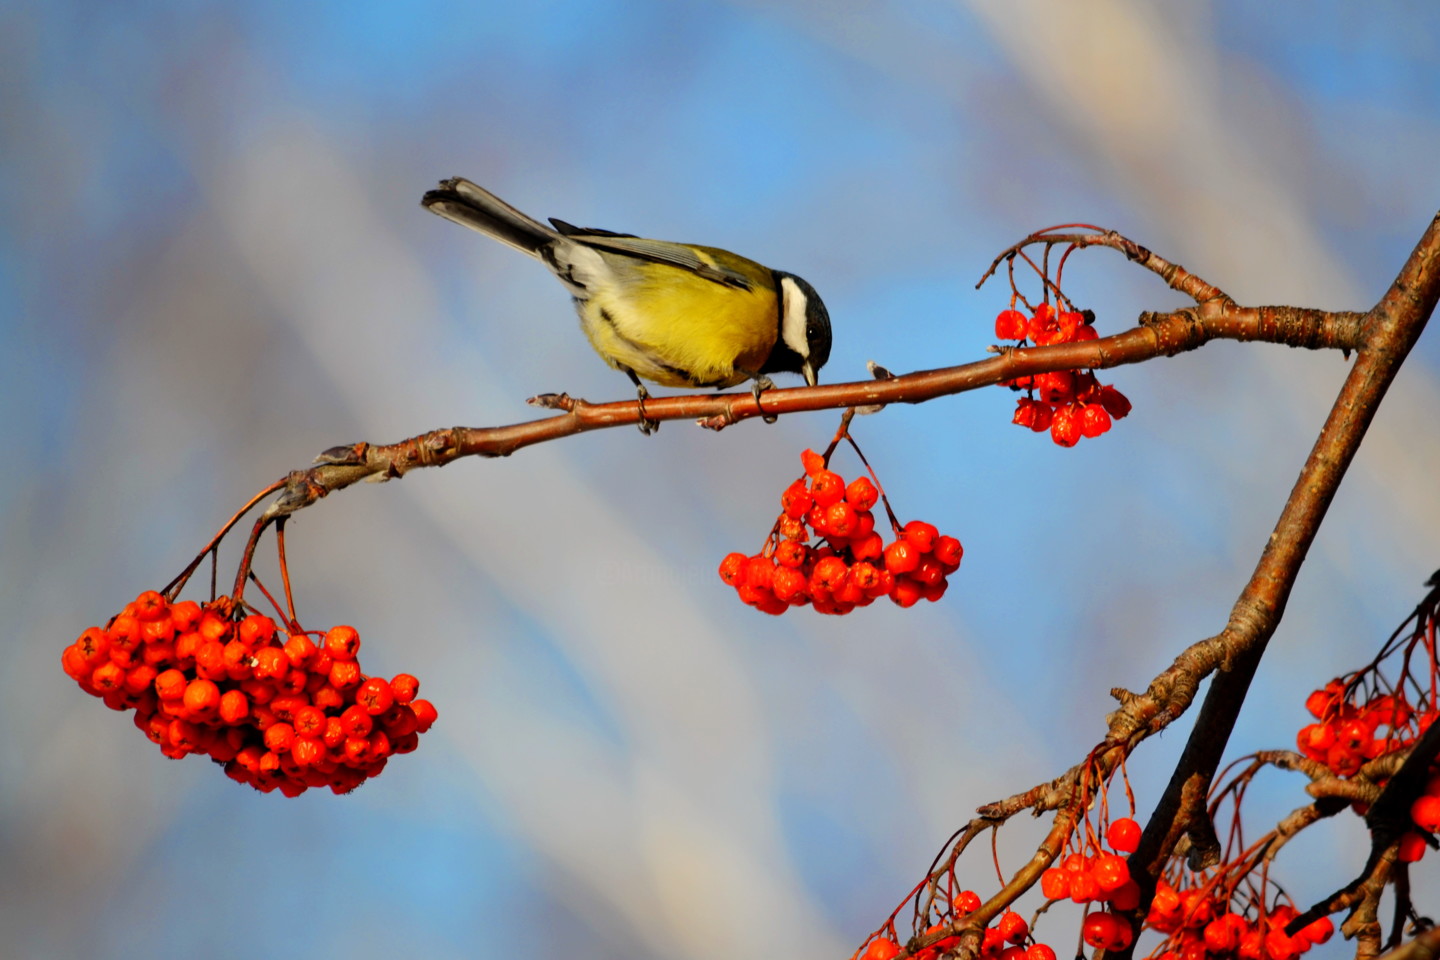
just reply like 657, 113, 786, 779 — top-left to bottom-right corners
623, 368, 660, 435
750, 375, 778, 424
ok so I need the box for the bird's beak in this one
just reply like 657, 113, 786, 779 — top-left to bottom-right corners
802, 359, 818, 387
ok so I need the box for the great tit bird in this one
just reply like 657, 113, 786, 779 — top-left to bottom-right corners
421, 177, 832, 430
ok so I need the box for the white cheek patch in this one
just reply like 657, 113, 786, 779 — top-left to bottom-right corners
779, 275, 810, 358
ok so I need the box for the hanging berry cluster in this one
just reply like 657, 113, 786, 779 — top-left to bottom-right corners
1296, 681, 1440, 862
1290, 579, 1440, 862
719, 420, 961, 616
1038, 817, 1144, 952
994, 304, 1132, 447
1145, 882, 1334, 960
61, 590, 437, 797
858, 890, 1060, 960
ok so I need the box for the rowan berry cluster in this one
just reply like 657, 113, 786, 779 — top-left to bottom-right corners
61, 590, 437, 797
1037, 817, 1143, 951
720, 448, 961, 615
1145, 884, 1334, 960
860, 890, 1058, 960
1294, 679, 1440, 859
994, 304, 1132, 447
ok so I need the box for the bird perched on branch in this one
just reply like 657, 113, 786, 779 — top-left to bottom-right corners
422, 177, 832, 432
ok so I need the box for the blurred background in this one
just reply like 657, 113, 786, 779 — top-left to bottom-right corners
4, 2, 1439, 958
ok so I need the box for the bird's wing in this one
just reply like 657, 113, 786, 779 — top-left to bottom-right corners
550, 224, 753, 290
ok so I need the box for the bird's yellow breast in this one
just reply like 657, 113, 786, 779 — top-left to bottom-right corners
576, 250, 778, 389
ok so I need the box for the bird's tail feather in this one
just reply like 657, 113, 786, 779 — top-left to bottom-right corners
421, 178, 559, 258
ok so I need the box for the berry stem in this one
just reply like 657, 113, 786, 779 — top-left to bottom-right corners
161, 478, 288, 601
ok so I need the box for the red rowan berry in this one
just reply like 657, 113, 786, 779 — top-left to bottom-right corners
197, 611, 231, 643
774, 540, 807, 569
1109, 879, 1141, 911
219, 638, 251, 677
107, 615, 142, 654
183, 678, 221, 716
134, 590, 168, 622
1298, 918, 1334, 945
153, 668, 186, 700
1098, 384, 1131, 419
809, 470, 845, 507
719, 553, 747, 586
411, 699, 438, 733
264, 722, 296, 754
1106, 817, 1141, 853
322, 715, 346, 750
833, 576, 864, 606
342, 736, 371, 764
821, 501, 856, 539
889, 577, 923, 608
863, 938, 900, 960
997, 911, 1027, 945
195, 640, 228, 681
744, 555, 776, 591
283, 633, 318, 668
170, 600, 202, 633
91, 661, 125, 693
1082, 912, 1131, 951
800, 449, 825, 476
292, 737, 324, 767
1413, 795, 1440, 832
174, 631, 200, 665
218, 689, 249, 724
912, 558, 945, 587
1079, 402, 1111, 438
883, 540, 920, 575
389, 673, 419, 704
1091, 853, 1130, 892
336, 706, 372, 739
810, 556, 847, 593
845, 476, 879, 511
1026, 945, 1057, 960
931, 536, 962, 571
141, 617, 176, 646
1050, 404, 1081, 447
75, 627, 110, 665
239, 614, 277, 648
850, 532, 884, 563
168, 719, 202, 754
329, 660, 362, 689
952, 890, 981, 913
289, 705, 323, 739
902, 520, 938, 553
124, 664, 158, 696
1034, 371, 1074, 403
1068, 870, 1100, 903
141, 639, 176, 667
61, 645, 93, 682
253, 646, 289, 681
781, 479, 813, 520
324, 625, 361, 661
995, 309, 1028, 340
771, 566, 808, 602
241, 677, 277, 705
382, 704, 418, 738
1041, 867, 1070, 899
356, 677, 395, 716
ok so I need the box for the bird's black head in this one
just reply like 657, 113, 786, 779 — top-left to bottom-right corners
769, 271, 832, 386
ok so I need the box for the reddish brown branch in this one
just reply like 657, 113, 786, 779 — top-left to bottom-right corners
239, 305, 1364, 532
1110, 210, 1440, 956
1375, 925, 1440, 960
